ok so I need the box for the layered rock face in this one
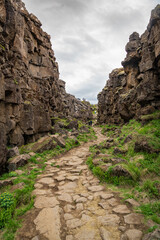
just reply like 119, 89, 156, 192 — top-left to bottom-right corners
98, 5, 160, 124
0, 0, 92, 171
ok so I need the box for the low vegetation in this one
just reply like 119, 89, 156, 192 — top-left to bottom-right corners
87, 111, 160, 228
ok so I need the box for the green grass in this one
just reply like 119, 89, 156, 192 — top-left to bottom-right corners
137, 202, 160, 224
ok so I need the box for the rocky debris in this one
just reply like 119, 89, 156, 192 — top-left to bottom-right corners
7, 147, 20, 159
0, 179, 14, 188
109, 165, 134, 179
52, 135, 66, 148
134, 140, 158, 153
98, 5, 160, 124
142, 229, 160, 240
7, 154, 30, 171
0, 0, 92, 171
113, 147, 127, 155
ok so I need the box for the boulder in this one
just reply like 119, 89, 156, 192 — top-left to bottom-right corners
52, 135, 66, 148
8, 154, 31, 171
7, 146, 20, 159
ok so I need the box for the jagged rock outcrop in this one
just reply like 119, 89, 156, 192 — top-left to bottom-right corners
98, 5, 160, 124
0, 0, 92, 172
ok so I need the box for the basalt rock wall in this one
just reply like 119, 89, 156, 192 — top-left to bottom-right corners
0, 0, 92, 171
98, 5, 160, 124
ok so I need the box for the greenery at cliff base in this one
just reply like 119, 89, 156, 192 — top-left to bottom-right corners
87, 112, 160, 229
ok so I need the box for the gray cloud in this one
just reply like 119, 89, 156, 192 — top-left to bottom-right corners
23, 0, 158, 103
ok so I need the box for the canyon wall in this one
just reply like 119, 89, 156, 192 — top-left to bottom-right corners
98, 5, 160, 124
0, 0, 92, 171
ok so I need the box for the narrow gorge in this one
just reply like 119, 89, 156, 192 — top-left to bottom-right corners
0, 1, 160, 240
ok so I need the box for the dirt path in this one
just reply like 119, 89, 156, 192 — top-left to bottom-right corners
16, 127, 144, 240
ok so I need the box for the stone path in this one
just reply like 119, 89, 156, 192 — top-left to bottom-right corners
16, 128, 145, 240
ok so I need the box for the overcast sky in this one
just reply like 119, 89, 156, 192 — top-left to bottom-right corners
23, 0, 158, 104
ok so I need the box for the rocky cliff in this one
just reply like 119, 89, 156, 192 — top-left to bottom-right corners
0, 0, 92, 172
98, 5, 160, 124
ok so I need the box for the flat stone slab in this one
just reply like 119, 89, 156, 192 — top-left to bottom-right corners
58, 193, 72, 203
107, 198, 119, 207
113, 205, 131, 214
124, 213, 143, 225
125, 229, 143, 240
58, 182, 77, 191
66, 176, 79, 181
34, 207, 61, 240
66, 218, 83, 229
38, 177, 54, 185
87, 185, 104, 192
65, 160, 84, 166
98, 214, 120, 226
98, 201, 110, 210
54, 176, 66, 181
32, 189, 52, 196
76, 197, 88, 203
34, 196, 59, 208
125, 199, 140, 207
100, 227, 112, 240
100, 193, 114, 200
75, 228, 96, 240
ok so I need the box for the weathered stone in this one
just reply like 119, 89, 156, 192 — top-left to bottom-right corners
142, 229, 160, 240
75, 228, 96, 240
76, 197, 87, 203
52, 135, 66, 148
88, 185, 104, 192
100, 227, 112, 240
64, 213, 74, 221
64, 204, 75, 213
31, 237, 39, 240
125, 199, 140, 207
124, 213, 143, 225
66, 176, 79, 181
66, 218, 83, 229
66, 235, 73, 240
76, 203, 84, 211
107, 198, 119, 207
100, 193, 114, 199
34, 207, 61, 240
7, 147, 20, 159
113, 205, 131, 214
58, 193, 72, 203
98, 214, 120, 226
125, 229, 143, 240
8, 154, 30, 171
32, 189, 52, 196
38, 177, 54, 185
98, 201, 110, 210
34, 196, 59, 208
0, 179, 13, 188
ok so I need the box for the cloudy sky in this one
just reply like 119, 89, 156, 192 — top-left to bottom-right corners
23, 0, 158, 103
